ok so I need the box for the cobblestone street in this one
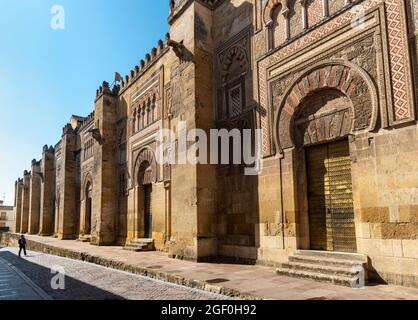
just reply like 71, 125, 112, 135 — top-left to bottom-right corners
0, 248, 230, 300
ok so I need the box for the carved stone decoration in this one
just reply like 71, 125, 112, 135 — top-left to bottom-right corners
215, 26, 252, 121
335, 36, 377, 78
165, 84, 173, 119
293, 90, 353, 148
221, 45, 249, 85
81, 173, 93, 201
132, 147, 157, 187
263, 0, 289, 25
130, 68, 164, 135
274, 60, 379, 152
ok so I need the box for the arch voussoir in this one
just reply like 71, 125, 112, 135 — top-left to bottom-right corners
133, 147, 157, 187
274, 60, 379, 153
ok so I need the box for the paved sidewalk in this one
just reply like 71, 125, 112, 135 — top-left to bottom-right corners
0, 251, 51, 300
4, 235, 418, 300
0, 248, 230, 300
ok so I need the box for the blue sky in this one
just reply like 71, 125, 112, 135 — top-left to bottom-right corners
0, 0, 169, 205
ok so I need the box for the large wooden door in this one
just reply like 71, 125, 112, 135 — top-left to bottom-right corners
144, 185, 153, 239
306, 140, 357, 253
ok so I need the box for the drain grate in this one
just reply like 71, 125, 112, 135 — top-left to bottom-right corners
206, 278, 230, 284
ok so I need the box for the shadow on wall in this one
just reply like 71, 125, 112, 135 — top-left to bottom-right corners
0, 249, 125, 300
213, 1, 261, 264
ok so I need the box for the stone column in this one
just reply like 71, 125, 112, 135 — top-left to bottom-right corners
14, 179, 23, 233
28, 160, 42, 234
91, 81, 118, 245
56, 125, 77, 240
20, 171, 31, 233
39, 146, 55, 236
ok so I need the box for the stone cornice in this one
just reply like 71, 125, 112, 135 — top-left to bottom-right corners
168, 0, 225, 24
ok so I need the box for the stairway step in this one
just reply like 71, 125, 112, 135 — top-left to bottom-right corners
275, 268, 358, 287
124, 244, 146, 248
289, 255, 367, 268
283, 262, 360, 277
130, 238, 154, 244
123, 247, 142, 252
77, 236, 91, 243
295, 250, 367, 263
123, 239, 155, 252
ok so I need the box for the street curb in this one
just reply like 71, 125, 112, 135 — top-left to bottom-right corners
0, 233, 264, 300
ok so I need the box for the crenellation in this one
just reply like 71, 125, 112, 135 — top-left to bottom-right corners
119, 38, 171, 93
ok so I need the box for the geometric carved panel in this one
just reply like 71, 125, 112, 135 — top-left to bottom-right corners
259, 1, 416, 157
275, 61, 378, 152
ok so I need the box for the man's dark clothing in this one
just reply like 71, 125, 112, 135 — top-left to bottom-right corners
18, 238, 27, 257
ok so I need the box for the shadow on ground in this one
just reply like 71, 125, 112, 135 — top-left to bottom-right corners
0, 250, 125, 300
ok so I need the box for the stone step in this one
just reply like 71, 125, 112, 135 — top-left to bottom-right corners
289, 255, 367, 269
124, 243, 147, 249
281, 262, 359, 278
123, 246, 143, 252
295, 250, 368, 263
130, 238, 154, 245
77, 236, 91, 243
123, 239, 155, 252
275, 268, 358, 287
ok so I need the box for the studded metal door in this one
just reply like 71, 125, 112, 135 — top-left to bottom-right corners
306, 140, 357, 253
144, 185, 153, 239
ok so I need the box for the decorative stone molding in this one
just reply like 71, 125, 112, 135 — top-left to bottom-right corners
258, 2, 414, 156
274, 60, 378, 152
215, 26, 251, 121
81, 173, 93, 201
263, 0, 289, 26
221, 46, 249, 85
130, 68, 164, 135
132, 147, 157, 187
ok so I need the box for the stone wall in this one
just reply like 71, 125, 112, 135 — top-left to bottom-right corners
14, 179, 23, 233
352, 127, 418, 287
39, 147, 55, 236
56, 126, 77, 240
28, 160, 41, 235
20, 172, 30, 233
10, 0, 418, 288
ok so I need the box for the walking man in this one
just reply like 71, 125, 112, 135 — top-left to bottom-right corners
18, 235, 27, 257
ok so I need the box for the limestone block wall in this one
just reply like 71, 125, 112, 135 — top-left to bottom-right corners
20, 172, 31, 233
56, 128, 77, 240
194, 1, 218, 260
151, 182, 166, 250
256, 156, 287, 265
78, 119, 95, 238
166, 3, 199, 260
407, 0, 418, 114
352, 127, 418, 287
39, 147, 55, 236
92, 87, 118, 245
212, 0, 258, 262
28, 161, 42, 235
14, 180, 23, 233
